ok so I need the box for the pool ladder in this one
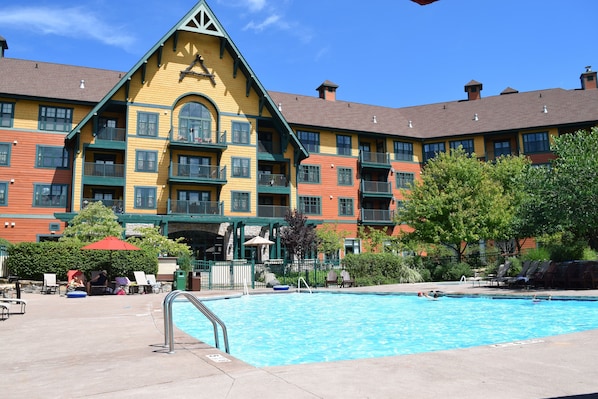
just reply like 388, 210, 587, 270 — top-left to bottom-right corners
163, 290, 230, 354
297, 276, 312, 293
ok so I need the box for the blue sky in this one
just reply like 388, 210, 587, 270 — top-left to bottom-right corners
0, 0, 597, 108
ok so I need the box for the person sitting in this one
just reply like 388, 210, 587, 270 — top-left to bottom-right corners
68, 275, 85, 291
87, 270, 109, 294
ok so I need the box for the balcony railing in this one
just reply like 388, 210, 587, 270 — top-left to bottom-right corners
360, 180, 392, 196
258, 205, 290, 218
258, 173, 288, 187
360, 209, 395, 223
95, 127, 126, 142
171, 127, 226, 145
359, 150, 391, 167
169, 200, 223, 215
82, 198, 123, 214
170, 163, 226, 181
83, 162, 125, 178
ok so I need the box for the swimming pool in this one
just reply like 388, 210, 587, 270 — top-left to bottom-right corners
172, 292, 598, 368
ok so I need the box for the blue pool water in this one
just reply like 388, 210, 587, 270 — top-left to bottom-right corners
172, 292, 598, 367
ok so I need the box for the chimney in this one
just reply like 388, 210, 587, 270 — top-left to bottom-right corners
316, 80, 339, 101
0, 35, 8, 58
464, 80, 483, 101
580, 66, 597, 90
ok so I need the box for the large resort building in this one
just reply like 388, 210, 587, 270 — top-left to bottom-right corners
1, 1, 598, 262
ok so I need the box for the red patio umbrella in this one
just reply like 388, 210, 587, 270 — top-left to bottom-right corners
81, 236, 141, 251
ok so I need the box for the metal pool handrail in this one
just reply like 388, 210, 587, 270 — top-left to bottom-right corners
297, 276, 312, 293
163, 290, 230, 354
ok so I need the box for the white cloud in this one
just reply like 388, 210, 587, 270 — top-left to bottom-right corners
0, 6, 135, 50
243, 14, 283, 32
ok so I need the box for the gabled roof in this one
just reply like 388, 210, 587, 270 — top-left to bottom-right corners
0, 58, 122, 103
66, 0, 308, 159
270, 87, 598, 141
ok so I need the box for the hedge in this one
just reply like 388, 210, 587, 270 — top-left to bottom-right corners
5, 241, 157, 282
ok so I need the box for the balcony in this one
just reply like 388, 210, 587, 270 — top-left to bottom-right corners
359, 209, 395, 225
82, 162, 125, 186
168, 200, 223, 215
360, 180, 392, 199
82, 198, 123, 214
169, 163, 227, 185
258, 140, 285, 161
170, 127, 227, 151
257, 173, 289, 194
89, 127, 126, 150
258, 205, 290, 218
359, 150, 391, 170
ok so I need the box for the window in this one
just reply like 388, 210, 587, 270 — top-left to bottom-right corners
298, 165, 320, 183
39, 106, 72, 132
232, 191, 250, 212
396, 172, 414, 189
36, 146, 68, 168
494, 140, 511, 158
0, 143, 10, 166
423, 142, 446, 162
394, 141, 413, 161
33, 184, 68, 207
449, 139, 474, 155
134, 187, 156, 209
178, 155, 210, 177
0, 182, 7, 206
337, 167, 353, 186
232, 157, 250, 177
344, 238, 360, 255
298, 130, 320, 153
178, 102, 211, 142
523, 132, 549, 153
338, 198, 354, 216
232, 122, 250, 144
136, 150, 157, 172
299, 196, 321, 215
0, 102, 14, 128
137, 112, 158, 137
337, 135, 351, 155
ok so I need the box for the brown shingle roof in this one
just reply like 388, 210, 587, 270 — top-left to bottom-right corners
270, 87, 598, 140
0, 58, 123, 103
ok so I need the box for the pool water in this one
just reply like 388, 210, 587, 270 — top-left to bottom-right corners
173, 292, 598, 368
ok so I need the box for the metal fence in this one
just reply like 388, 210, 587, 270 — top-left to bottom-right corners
0, 245, 7, 277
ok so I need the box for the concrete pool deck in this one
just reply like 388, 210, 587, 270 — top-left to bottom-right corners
2, 283, 598, 399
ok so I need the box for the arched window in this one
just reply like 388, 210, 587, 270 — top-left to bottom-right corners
178, 102, 212, 143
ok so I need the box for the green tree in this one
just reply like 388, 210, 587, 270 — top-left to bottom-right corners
60, 202, 123, 244
316, 224, 347, 262
127, 226, 192, 269
358, 226, 389, 253
280, 209, 317, 261
487, 155, 532, 254
398, 148, 506, 261
546, 127, 598, 249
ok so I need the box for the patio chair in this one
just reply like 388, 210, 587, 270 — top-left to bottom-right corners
325, 270, 338, 288
0, 298, 27, 314
133, 271, 151, 294
506, 260, 539, 287
42, 273, 59, 295
146, 274, 163, 293
487, 261, 511, 287
88, 270, 111, 295
340, 270, 355, 288
528, 260, 556, 288
0, 304, 8, 320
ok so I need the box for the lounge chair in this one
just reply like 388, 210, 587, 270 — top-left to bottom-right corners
146, 274, 163, 293
42, 273, 59, 294
0, 304, 8, 320
0, 298, 27, 314
325, 270, 338, 288
133, 271, 151, 294
88, 270, 110, 295
506, 260, 539, 287
488, 261, 511, 287
340, 270, 355, 288
528, 260, 556, 288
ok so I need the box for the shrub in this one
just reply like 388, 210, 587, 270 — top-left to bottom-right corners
342, 253, 423, 286
521, 247, 551, 261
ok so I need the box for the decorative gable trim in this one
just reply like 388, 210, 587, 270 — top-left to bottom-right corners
178, 3, 224, 37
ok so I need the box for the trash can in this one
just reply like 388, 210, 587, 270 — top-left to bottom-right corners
173, 269, 187, 291
188, 271, 201, 291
